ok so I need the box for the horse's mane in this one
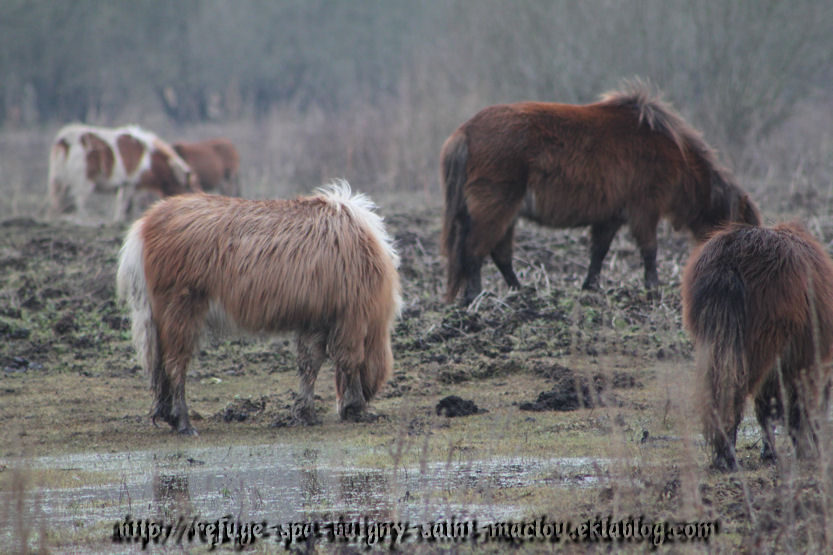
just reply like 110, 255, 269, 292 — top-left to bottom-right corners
599, 78, 735, 185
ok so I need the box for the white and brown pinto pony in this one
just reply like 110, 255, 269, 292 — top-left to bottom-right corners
48, 123, 199, 221
117, 181, 402, 435
173, 138, 241, 196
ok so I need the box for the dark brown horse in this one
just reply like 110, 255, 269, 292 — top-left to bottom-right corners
441, 80, 760, 304
682, 222, 833, 470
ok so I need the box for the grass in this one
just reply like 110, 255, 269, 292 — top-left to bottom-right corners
2, 168, 833, 551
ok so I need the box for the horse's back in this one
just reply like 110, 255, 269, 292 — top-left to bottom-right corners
686, 223, 833, 356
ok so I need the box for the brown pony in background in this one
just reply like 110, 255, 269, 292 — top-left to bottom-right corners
682, 223, 833, 470
441, 80, 760, 304
173, 138, 241, 196
117, 181, 401, 435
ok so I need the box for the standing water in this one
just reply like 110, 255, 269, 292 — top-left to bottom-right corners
1, 442, 607, 551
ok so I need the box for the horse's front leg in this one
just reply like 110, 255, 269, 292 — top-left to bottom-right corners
629, 214, 660, 292
582, 218, 623, 290
293, 330, 327, 425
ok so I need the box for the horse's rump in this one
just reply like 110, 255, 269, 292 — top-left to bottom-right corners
682, 222, 833, 469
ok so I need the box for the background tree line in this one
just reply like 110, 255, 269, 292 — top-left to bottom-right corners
1, 0, 831, 200
0, 0, 424, 123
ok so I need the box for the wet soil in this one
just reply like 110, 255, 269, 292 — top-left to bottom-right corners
2, 195, 833, 552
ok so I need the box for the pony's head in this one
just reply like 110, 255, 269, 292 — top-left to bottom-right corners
690, 171, 761, 241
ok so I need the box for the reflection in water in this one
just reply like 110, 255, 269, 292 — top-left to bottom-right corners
339, 471, 391, 520
153, 473, 192, 520
298, 448, 322, 512
3, 443, 608, 550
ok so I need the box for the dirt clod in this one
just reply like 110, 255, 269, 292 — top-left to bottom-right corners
220, 397, 267, 422
521, 364, 607, 411
435, 395, 484, 417
53, 313, 77, 335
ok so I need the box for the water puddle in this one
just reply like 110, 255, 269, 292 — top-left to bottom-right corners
2, 443, 609, 550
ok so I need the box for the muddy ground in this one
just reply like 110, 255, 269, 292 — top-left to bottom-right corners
3, 192, 833, 552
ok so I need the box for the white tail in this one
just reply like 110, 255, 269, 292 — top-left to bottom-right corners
116, 220, 161, 398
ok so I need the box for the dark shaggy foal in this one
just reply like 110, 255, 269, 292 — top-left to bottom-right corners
682, 223, 833, 470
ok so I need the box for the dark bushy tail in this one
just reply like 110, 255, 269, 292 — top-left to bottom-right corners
685, 265, 747, 469
440, 131, 470, 303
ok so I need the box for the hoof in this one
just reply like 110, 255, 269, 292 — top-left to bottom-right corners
177, 425, 198, 436
340, 404, 376, 423
151, 411, 175, 430
291, 414, 321, 426
359, 412, 384, 423
291, 403, 321, 426
709, 455, 738, 472
581, 277, 600, 291
644, 278, 660, 300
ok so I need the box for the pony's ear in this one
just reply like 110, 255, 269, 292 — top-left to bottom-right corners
738, 194, 761, 226
709, 178, 728, 214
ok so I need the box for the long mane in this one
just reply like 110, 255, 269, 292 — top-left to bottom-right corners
600, 79, 734, 181
600, 78, 745, 227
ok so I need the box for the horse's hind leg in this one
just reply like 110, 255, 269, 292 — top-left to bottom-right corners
150, 358, 174, 428
462, 258, 483, 306
168, 364, 196, 436
154, 348, 197, 435
582, 219, 623, 290
155, 298, 205, 435
703, 378, 745, 470
754, 376, 781, 462
706, 405, 743, 471
445, 202, 484, 305
464, 195, 527, 304
293, 330, 327, 425
788, 376, 822, 459
49, 178, 75, 215
491, 222, 521, 290
332, 334, 372, 422
629, 214, 660, 291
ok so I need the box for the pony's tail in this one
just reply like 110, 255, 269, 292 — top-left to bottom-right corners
688, 268, 748, 467
440, 131, 470, 303
360, 317, 395, 402
116, 220, 162, 396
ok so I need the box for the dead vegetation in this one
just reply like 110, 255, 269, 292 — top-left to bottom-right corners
2, 188, 833, 551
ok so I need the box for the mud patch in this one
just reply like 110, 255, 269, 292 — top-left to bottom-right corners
611, 370, 643, 389
3, 356, 42, 373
